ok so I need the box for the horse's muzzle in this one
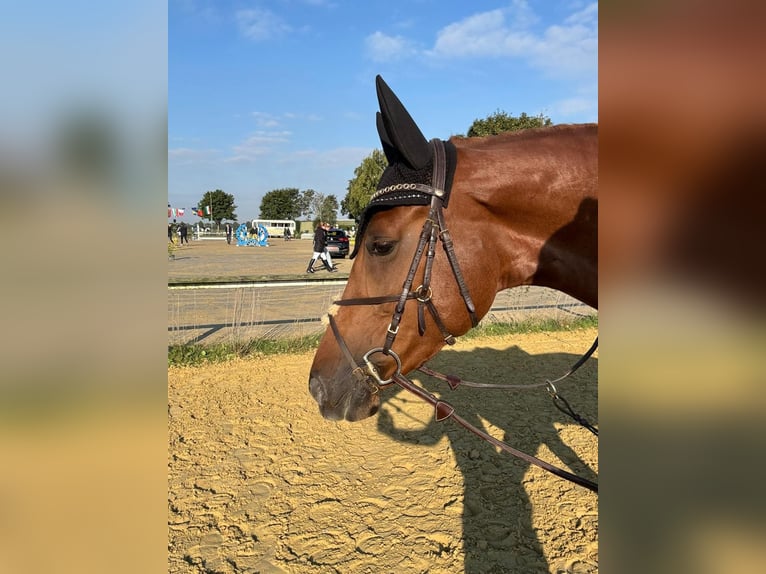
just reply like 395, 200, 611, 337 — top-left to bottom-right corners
309, 375, 380, 422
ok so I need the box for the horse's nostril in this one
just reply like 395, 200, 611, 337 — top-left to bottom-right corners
368, 403, 379, 417
308, 377, 325, 405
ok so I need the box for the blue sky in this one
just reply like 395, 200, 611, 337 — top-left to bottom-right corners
169, 0, 597, 223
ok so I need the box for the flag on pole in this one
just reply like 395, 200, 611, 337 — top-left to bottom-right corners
205, 205, 211, 215
177, 208, 185, 216
168, 208, 172, 217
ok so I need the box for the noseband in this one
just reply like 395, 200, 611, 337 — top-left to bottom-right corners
324, 139, 598, 493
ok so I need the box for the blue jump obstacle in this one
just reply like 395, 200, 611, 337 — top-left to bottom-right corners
235, 223, 269, 246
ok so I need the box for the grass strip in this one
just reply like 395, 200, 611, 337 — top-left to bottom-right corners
168, 315, 597, 367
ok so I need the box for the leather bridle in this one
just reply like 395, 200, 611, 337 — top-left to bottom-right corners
325, 138, 598, 493
333, 139, 477, 355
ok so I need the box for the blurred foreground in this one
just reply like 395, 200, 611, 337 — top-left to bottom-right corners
600, 2, 766, 572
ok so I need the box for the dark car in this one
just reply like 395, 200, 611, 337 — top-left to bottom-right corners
325, 228, 350, 258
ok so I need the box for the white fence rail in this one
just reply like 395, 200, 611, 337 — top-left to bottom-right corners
168, 283, 595, 346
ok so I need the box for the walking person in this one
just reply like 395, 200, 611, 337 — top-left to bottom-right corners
306, 222, 336, 273
179, 221, 188, 245
321, 222, 337, 270
225, 222, 233, 245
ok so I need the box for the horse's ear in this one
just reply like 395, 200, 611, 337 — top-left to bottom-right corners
376, 75, 431, 170
376, 112, 401, 165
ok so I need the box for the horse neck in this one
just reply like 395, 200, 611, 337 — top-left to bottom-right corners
452, 126, 598, 308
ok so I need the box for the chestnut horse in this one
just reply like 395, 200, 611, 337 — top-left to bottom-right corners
309, 76, 597, 422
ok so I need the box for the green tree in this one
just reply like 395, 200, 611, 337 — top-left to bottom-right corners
198, 189, 237, 227
303, 191, 338, 225
318, 195, 339, 226
297, 189, 316, 219
259, 188, 302, 220
341, 148, 388, 221
466, 110, 552, 137
308, 191, 326, 222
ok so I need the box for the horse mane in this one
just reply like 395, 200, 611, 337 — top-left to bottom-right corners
450, 123, 597, 149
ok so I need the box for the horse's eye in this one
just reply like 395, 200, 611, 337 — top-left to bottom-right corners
368, 239, 396, 256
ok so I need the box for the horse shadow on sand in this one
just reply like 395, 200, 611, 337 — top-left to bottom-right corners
376, 344, 598, 573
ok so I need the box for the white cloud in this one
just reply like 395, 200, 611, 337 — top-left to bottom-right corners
550, 96, 597, 120
251, 111, 282, 128
310, 146, 371, 167
172, 0, 222, 24
365, 31, 417, 63
236, 8, 291, 41
251, 111, 323, 128
532, 4, 598, 77
429, 9, 537, 59
427, 2, 597, 79
564, 2, 598, 27
226, 131, 292, 163
546, 79, 598, 121
265, 145, 370, 168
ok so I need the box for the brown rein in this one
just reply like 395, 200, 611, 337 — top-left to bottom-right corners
391, 372, 599, 493
327, 138, 598, 493
417, 338, 600, 437
328, 315, 598, 493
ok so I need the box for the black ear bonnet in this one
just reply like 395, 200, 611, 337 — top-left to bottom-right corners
350, 76, 457, 259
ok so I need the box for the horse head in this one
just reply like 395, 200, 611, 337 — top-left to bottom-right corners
308, 76, 501, 421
